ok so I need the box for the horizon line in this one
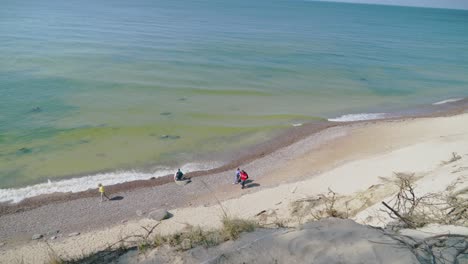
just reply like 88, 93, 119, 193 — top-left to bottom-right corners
310, 0, 468, 11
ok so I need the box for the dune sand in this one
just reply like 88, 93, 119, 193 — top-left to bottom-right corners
0, 113, 467, 263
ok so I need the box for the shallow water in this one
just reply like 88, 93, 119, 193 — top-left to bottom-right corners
1, 0, 468, 189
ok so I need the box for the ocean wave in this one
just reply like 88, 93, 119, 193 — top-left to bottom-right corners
328, 113, 387, 122
0, 162, 220, 204
432, 98, 464, 105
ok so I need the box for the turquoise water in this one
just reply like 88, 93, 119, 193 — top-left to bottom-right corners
1, 0, 468, 188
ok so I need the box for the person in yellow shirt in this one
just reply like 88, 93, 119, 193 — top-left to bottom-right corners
98, 183, 110, 202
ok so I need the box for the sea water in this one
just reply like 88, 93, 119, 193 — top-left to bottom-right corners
1, 0, 468, 200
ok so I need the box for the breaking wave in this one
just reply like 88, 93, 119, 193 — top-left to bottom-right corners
432, 98, 464, 105
0, 162, 220, 204
328, 113, 387, 122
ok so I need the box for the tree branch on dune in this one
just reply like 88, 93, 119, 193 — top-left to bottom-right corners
381, 201, 415, 229
381, 172, 468, 228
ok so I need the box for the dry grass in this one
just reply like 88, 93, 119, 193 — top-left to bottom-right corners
152, 217, 257, 250
290, 188, 349, 224
44, 179, 259, 262
153, 227, 221, 249
45, 242, 64, 264
221, 217, 257, 241
47, 256, 63, 264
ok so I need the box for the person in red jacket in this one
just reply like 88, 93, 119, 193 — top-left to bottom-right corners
239, 170, 249, 189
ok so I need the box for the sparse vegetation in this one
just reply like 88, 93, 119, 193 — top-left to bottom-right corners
153, 227, 220, 249
313, 188, 348, 219
290, 188, 349, 223
221, 217, 257, 240
381, 172, 468, 229
46, 241, 64, 264
46, 215, 257, 263
47, 255, 64, 264
152, 217, 257, 251
441, 152, 462, 165
272, 218, 287, 228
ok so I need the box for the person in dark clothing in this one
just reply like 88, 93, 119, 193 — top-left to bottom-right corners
174, 169, 184, 181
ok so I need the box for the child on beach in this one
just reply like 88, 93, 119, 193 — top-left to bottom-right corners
239, 170, 249, 189
234, 168, 241, 184
98, 183, 110, 202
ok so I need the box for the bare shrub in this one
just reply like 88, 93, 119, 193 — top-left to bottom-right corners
441, 152, 461, 165
310, 188, 348, 220
382, 172, 468, 228
290, 188, 348, 223
382, 172, 438, 228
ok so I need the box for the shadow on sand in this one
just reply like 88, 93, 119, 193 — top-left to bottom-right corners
245, 183, 260, 189
242, 180, 260, 189
110, 196, 124, 201
175, 178, 192, 186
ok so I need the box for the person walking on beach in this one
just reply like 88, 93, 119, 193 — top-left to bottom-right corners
239, 170, 249, 189
98, 183, 110, 202
234, 168, 241, 184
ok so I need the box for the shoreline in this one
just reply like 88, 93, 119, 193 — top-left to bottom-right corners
1, 98, 467, 215
1, 110, 468, 263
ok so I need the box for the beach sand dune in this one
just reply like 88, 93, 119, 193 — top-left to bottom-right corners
125, 218, 420, 264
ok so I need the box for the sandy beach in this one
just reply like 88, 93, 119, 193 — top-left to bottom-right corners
1, 111, 467, 263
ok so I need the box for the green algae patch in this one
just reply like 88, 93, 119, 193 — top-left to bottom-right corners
179, 88, 272, 96
0, 123, 281, 188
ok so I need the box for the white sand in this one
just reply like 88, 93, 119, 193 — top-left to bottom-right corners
1, 113, 468, 263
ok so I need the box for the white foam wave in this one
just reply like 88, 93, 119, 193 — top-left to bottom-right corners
328, 113, 387, 122
432, 98, 464, 105
0, 162, 220, 204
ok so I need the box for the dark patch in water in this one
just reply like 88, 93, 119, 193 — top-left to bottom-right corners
79, 139, 90, 144
359, 77, 368, 81
17, 147, 32, 155
160, 112, 172, 116
160, 135, 180, 140
178, 97, 187, 101
96, 153, 106, 157
29, 107, 42, 113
